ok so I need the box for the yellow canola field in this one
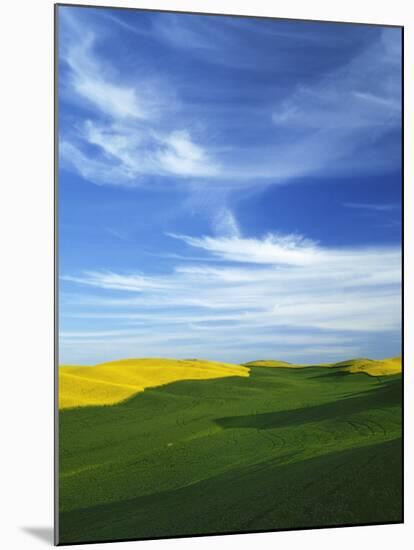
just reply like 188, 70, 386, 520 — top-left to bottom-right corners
338, 357, 402, 376
245, 357, 402, 376
59, 358, 249, 410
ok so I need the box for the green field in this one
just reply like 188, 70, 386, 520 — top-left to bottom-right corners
58, 361, 402, 544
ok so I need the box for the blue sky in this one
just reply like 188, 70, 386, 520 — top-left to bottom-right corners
58, 6, 402, 365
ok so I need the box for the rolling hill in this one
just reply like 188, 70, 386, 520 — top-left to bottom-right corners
244, 356, 402, 376
58, 357, 402, 544
59, 358, 249, 409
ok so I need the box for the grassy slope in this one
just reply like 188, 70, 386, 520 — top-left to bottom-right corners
332, 357, 402, 376
59, 364, 402, 544
59, 358, 249, 409
245, 357, 402, 376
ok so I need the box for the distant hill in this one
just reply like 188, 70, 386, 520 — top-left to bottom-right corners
244, 359, 294, 368
59, 358, 249, 410
330, 357, 401, 376
60, 356, 401, 410
244, 357, 402, 376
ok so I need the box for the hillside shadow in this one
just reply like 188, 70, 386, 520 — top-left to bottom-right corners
215, 378, 402, 430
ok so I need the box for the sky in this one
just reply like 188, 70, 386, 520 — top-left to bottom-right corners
58, 6, 402, 365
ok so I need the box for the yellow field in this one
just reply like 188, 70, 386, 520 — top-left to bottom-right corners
335, 357, 402, 376
59, 358, 249, 410
59, 356, 401, 410
245, 357, 402, 376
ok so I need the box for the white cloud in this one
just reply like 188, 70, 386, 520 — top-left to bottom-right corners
169, 233, 322, 266
59, 141, 135, 185
64, 30, 152, 121
61, 121, 219, 185
266, 29, 401, 181
352, 91, 400, 112
212, 207, 240, 238
158, 130, 219, 177
57, 13, 402, 365
60, 17, 220, 183
272, 30, 401, 132
59, 13, 401, 194
62, 232, 401, 348
72, 66, 147, 121
62, 271, 171, 292
343, 202, 399, 212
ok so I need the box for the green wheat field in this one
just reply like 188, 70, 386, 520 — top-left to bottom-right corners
58, 357, 402, 544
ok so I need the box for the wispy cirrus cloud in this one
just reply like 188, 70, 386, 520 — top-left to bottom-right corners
62, 270, 171, 292
64, 35, 151, 121
59, 8, 401, 190
212, 207, 241, 238
343, 202, 400, 212
57, 8, 402, 365
272, 29, 401, 132
168, 232, 321, 266
60, 231, 401, 363
59, 9, 220, 183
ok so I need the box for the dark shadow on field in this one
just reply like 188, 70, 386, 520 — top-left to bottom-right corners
215, 377, 402, 430
308, 370, 401, 381
21, 526, 54, 544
